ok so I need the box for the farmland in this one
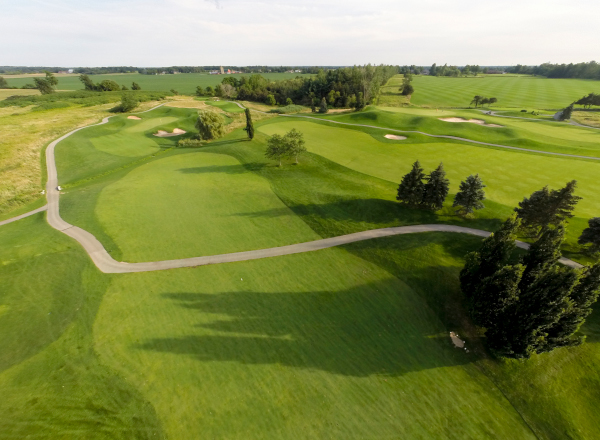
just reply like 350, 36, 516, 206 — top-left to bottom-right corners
1, 74, 600, 439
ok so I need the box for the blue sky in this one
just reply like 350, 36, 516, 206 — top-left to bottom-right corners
2, 0, 598, 66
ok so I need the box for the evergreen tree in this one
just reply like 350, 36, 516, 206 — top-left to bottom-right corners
453, 174, 486, 215
460, 216, 521, 305
519, 224, 566, 291
319, 97, 328, 113
243, 108, 255, 140
515, 181, 581, 236
396, 160, 425, 205
422, 162, 449, 210
545, 263, 600, 348
560, 103, 574, 120
578, 217, 600, 255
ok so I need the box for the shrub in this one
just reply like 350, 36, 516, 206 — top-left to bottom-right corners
177, 139, 204, 148
268, 105, 304, 114
98, 80, 121, 91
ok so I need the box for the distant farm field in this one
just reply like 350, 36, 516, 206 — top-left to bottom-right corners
2, 72, 309, 95
382, 75, 600, 109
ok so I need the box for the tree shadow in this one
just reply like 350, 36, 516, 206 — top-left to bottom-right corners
178, 164, 248, 175
581, 300, 600, 343
134, 280, 481, 377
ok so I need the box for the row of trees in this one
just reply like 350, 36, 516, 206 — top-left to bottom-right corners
79, 74, 141, 92
470, 95, 498, 107
461, 180, 600, 358
507, 61, 600, 80
396, 161, 486, 215
196, 65, 398, 109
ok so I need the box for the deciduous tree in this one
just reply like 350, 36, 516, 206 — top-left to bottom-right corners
265, 134, 286, 166
283, 128, 306, 163
195, 109, 225, 140
131, 82, 141, 90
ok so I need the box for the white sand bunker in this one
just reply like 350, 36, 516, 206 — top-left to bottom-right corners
450, 332, 465, 348
384, 134, 407, 140
127, 116, 141, 120
153, 128, 187, 137
439, 117, 502, 128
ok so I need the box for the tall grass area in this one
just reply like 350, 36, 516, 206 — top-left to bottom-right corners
381, 74, 600, 109
2, 72, 309, 95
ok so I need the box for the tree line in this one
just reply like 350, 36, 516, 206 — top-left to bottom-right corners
196, 65, 399, 109
507, 61, 600, 80
461, 180, 600, 358
470, 95, 498, 107
79, 74, 141, 92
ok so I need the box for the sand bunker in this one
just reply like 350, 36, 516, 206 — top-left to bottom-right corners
384, 134, 407, 140
153, 128, 187, 137
450, 332, 465, 348
439, 117, 502, 128
127, 116, 141, 120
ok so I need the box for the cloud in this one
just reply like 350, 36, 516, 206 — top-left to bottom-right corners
1, 0, 599, 66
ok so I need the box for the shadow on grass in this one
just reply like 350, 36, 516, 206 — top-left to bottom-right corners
135, 280, 481, 377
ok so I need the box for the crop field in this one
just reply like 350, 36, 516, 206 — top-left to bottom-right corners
1, 80, 600, 439
381, 74, 600, 109
2, 72, 308, 95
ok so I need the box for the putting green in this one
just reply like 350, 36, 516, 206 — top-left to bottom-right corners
94, 151, 320, 261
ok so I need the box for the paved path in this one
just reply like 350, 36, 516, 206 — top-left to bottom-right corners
0, 205, 47, 226
0, 102, 584, 273
479, 109, 600, 131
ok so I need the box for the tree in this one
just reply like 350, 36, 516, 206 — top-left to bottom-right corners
470, 95, 482, 107
559, 103, 574, 120
396, 160, 425, 205
220, 83, 235, 98
480, 97, 490, 106
430, 63, 437, 76
33, 71, 58, 95
421, 162, 449, 210
579, 217, 600, 255
121, 85, 128, 90
266, 94, 276, 106
283, 128, 306, 163
453, 174, 486, 215
355, 92, 365, 110
205, 86, 214, 96
195, 85, 204, 96
0, 76, 8, 88
243, 108, 254, 140
131, 82, 141, 90
265, 134, 286, 166
319, 97, 328, 113
489, 97, 498, 106
400, 74, 414, 95
515, 181, 581, 237
195, 110, 225, 141
117, 93, 138, 112
170, 89, 179, 95
98, 80, 121, 91
79, 74, 97, 91
286, 97, 293, 106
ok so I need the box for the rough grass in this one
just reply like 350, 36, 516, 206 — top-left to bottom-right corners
0, 88, 40, 100
572, 111, 600, 128
382, 74, 600, 109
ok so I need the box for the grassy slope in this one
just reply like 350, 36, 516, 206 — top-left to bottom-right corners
205, 100, 246, 113
0, 214, 164, 439
389, 74, 600, 109
3, 73, 308, 96
0, 88, 40, 100
257, 118, 600, 252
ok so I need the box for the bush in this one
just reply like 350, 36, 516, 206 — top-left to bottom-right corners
195, 110, 225, 140
268, 105, 304, 114
177, 139, 204, 148
98, 80, 121, 91
521, 109, 527, 112
114, 93, 138, 112
266, 94, 276, 106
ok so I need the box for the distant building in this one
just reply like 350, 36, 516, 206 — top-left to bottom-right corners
220, 66, 225, 74
68, 69, 74, 74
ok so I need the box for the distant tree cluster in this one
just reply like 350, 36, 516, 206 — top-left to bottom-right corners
429, 63, 483, 77
470, 95, 498, 107
194, 65, 398, 110
396, 161, 485, 214
507, 61, 600, 80
265, 129, 307, 166
79, 74, 141, 92
461, 179, 600, 358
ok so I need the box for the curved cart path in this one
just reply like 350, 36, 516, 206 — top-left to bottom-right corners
0, 102, 583, 273
0, 205, 47, 226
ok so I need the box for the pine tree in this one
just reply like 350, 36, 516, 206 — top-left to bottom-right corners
453, 174, 486, 215
243, 108, 255, 140
549, 180, 581, 224
396, 161, 425, 205
422, 162, 449, 210
545, 263, 600, 349
578, 217, 600, 255
519, 224, 566, 291
319, 97, 328, 114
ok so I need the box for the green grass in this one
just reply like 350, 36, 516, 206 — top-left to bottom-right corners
382, 74, 600, 109
3, 73, 309, 96
205, 100, 246, 113
3, 97, 600, 439
0, 88, 40, 100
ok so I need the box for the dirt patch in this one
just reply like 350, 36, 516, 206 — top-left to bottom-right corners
450, 332, 465, 348
127, 116, 141, 120
153, 128, 186, 137
384, 134, 407, 140
439, 117, 503, 128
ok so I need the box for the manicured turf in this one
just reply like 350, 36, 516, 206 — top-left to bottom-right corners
2, 72, 309, 95
205, 100, 246, 113
381, 74, 600, 109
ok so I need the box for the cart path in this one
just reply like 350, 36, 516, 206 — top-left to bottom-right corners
0, 102, 583, 273
0, 205, 47, 226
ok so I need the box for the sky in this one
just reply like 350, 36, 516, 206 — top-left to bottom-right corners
2, 0, 599, 67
